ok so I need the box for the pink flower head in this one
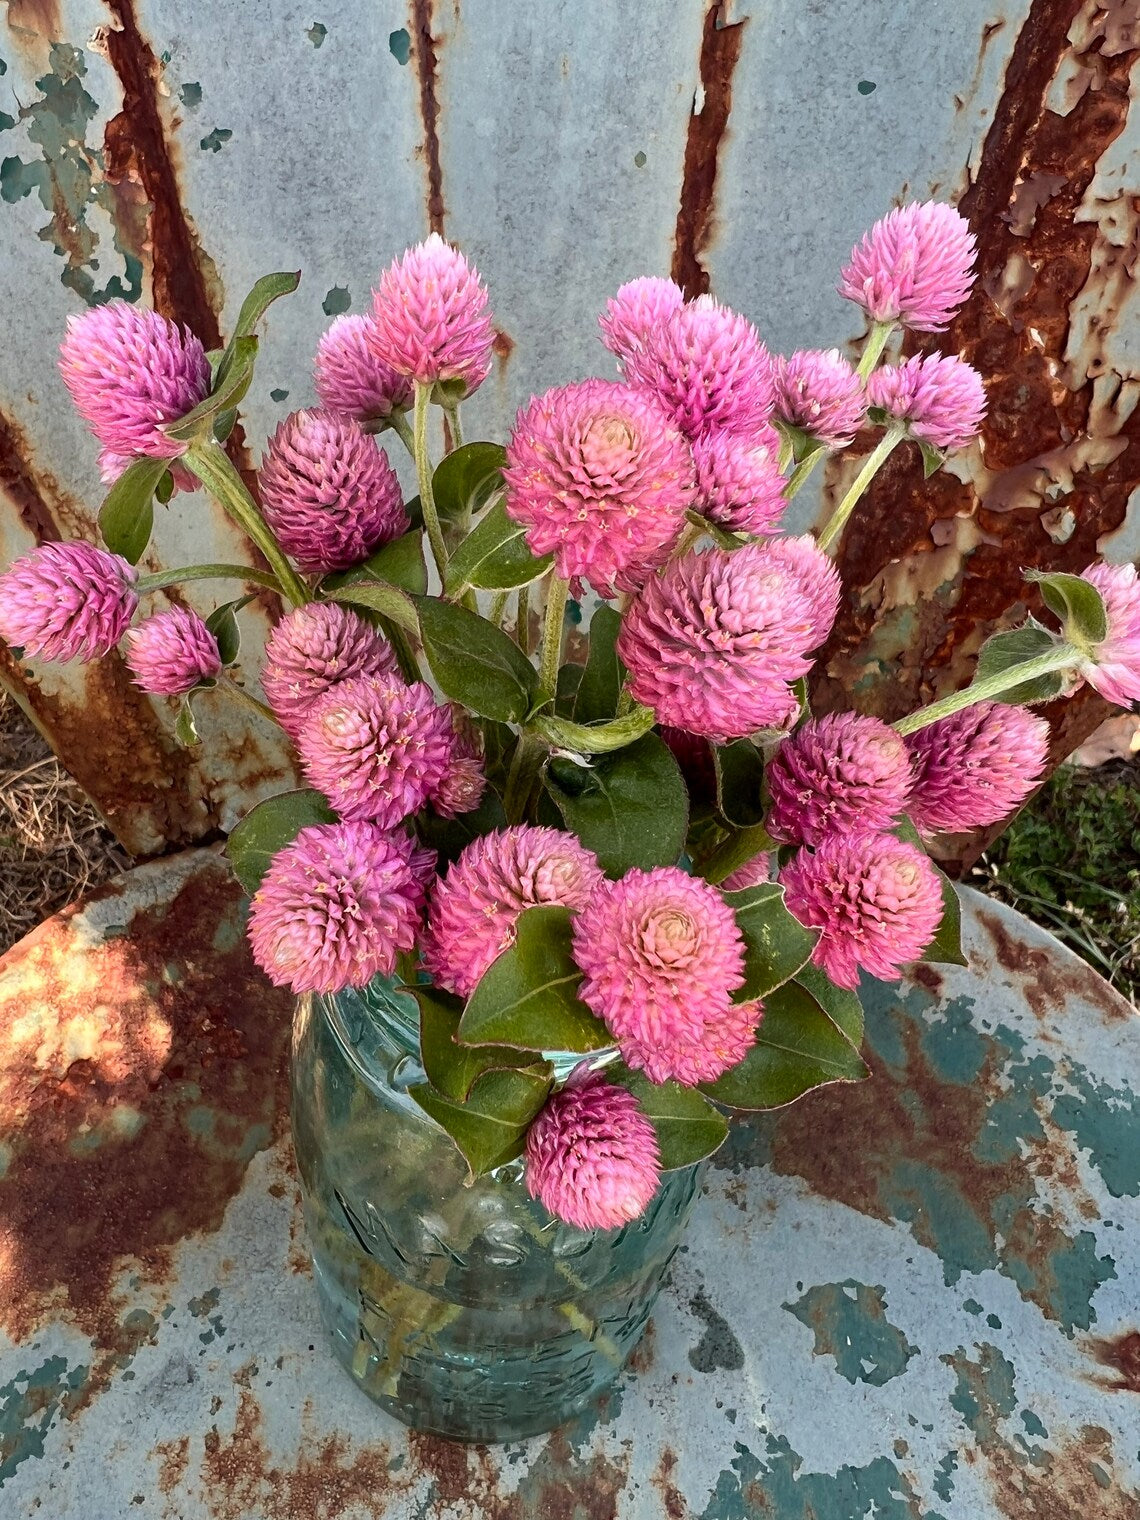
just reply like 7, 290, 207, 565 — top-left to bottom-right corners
525, 1071, 661, 1231
259, 409, 408, 574
767, 713, 915, 847
758, 535, 843, 647
598, 277, 684, 363
775, 349, 867, 449
867, 353, 986, 452
423, 826, 604, 998
261, 602, 398, 741
692, 425, 786, 536
572, 867, 755, 1085
781, 832, 944, 989
905, 701, 1049, 835
247, 821, 432, 994
296, 673, 454, 828
838, 201, 977, 332
622, 295, 776, 438
0, 541, 138, 662
370, 233, 494, 395
125, 606, 221, 696
1077, 561, 1140, 706
503, 380, 696, 595
315, 313, 414, 423
427, 711, 487, 818
722, 853, 772, 892
617, 541, 837, 742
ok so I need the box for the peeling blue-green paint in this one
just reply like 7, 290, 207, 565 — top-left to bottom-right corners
785, 1280, 918, 1386
858, 79, 878, 94
307, 22, 328, 48
179, 81, 203, 109
933, 1450, 957, 1501
0, 1356, 89, 1487
322, 285, 351, 316
270, 387, 289, 402
389, 29, 411, 65
688, 1289, 744, 1373
634, 150, 647, 167
698, 1437, 947, 1520
200, 128, 233, 153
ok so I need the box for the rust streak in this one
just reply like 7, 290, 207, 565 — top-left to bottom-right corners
1088, 1328, 1140, 1393
410, 0, 446, 235
0, 410, 64, 544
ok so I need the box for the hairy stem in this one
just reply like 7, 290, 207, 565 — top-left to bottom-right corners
539, 575, 570, 698
443, 400, 464, 451
503, 732, 545, 825
184, 440, 309, 607
387, 410, 415, 455
816, 423, 906, 554
218, 672, 280, 727
856, 319, 896, 381
516, 585, 532, 656
413, 382, 448, 581
893, 644, 1080, 737
783, 449, 826, 502
137, 563, 283, 594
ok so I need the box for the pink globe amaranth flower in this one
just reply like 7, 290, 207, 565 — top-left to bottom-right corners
297, 673, 454, 828
767, 712, 915, 847
423, 825, 604, 999
370, 233, 494, 394
692, 425, 786, 536
261, 602, 398, 741
0, 541, 138, 662
502, 380, 696, 595
781, 832, 944, 990
775, 349, 867, 449
1077, 561, 1140, 706
905, 701, 1049, 835
622, 295, 776, 438
125, 606, 221, 697
259, 409, 408, 575
572, 867, 754, 1085
838, 201, 977, 332
427, 712, 488, 819
598, 277, 684, 363
723, 853, 772, 892
525, 1070, 661, 1231
867, 353, 986, 453
314, 313, 413, 423
59, 300, 210, 460
247, 822, 432, 995
758, 535, 843, 648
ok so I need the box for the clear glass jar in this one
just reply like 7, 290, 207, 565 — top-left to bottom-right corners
291, 977, 704, 1442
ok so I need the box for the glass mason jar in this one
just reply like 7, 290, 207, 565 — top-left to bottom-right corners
291, 976, 704, 1442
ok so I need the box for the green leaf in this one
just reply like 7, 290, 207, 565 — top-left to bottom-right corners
459, 905, 612, 1052
609, 1065, 728, 1170
773, 418, 825, 465
922, 868, 968, 967
98, 455, 165, 564
972, 624, 1066, 705
415, 597, 538, 722
574, 605, 624, 723
174, 695, 201, 748
417, 787, 507, 867
543, 733, 688, 876
919, 440, 945, 479
205, 595, 253, 666
725, 882, 818, 1001
714, 740, 767, 828
322, 530, 428, 598
155, 469, 175, 505
225, 787, 336, 895
164, 335, 259, 442
432, 442, 507, 522
556, 661, 584, 717
531, 705, 655, 755
414, 985, 541, 1101
325, 580, 419, 634
1025, 568, 1107, 647
229, 270, 301, 343
445, 498, 553, 595
794, 962, 864, 1048
410, 1065, 553, 1176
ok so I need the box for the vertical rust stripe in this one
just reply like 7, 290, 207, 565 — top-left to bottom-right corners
411, 0, 446, 235
0, 411, 64, 544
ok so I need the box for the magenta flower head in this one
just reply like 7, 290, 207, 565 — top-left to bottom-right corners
572, 867, 756, 1085
525, 1071, 661, 1231
259, 409, 408, 575
759, 534, 844, 647
723, 853, 772, 892
370, 233, 494, 395
1077, 561, 1140, 706
867, 353, 986, 452
781, 832, 944, 989
296, 673, 454, 828
775, 349, 867, 449
314, 313, 414, 424
503, 380, 696, 595
247, 821, 432, 994
423, 826, 604, 998
767, 713, 914, 847
261, 602, 398, 741
0, 541, 138, 662
598, 277, 684, 363
125, 606, 221, 697
905, 701, 1049, 835
692, 425, 786, 536
839, 201, 977, 332
427, 714, 487, 819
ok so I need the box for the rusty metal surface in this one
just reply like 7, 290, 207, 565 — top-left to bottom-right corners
0, 851, 1137, 1517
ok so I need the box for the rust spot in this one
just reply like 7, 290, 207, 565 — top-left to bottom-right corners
5, 0, 60, 39
976, 906, 1130, 1023
492, 327, 516, 365
911, 963, 944, 997
155, 1435, 191, 1495
986, 1421, 1134, 1520
410, 0, 446, 235
1088, 1328, 1140, 1392
652, 1447, 689, 1519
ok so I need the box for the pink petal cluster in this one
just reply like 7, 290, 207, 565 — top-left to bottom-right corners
838, 201, 977, 332
247, 821, 431, 994
598, 277, 684, 363
767, 713, 914, 846
572, 867, 755, 1085
370, 233, 494, 394
722, 854, 772, 892
1077, 561, 1140, 706
59, 300, 210, 461
905, 701, 1049, 835
781, 832, 944, 989
692, 426, 786, 536
259, 409, 408, 574
867, 353, 986, 452
423, 826, 604, 998
261, 603, 398, 741
775, 349, 867, 449
0, 541, 138, 662
617, 539, 839, 742
315, 314, 414, 422
502, 380, 696, 594
428, 711, 487, 818
525, 1071, 661, 1231
125, 606, 221, 696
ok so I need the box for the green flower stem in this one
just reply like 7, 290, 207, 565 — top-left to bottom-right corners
442, 399, 464, 451
783, 449, 825, 502
894, 643, 1080, 737
136, 563, 283, 594
856, 318, 896, 380
539, 574, 570, 699
378, 615, 421, 685
413, 381, 449, 582
218, 672, 280, 727
503, 732, 545, 825
184, 440, 310, 608
489, 590, 511, 628
816, 422, 906, 554
698, 823, 777, 886
516, 585, 532, 655
387, 409, 415, 455
776, 432, 794, 472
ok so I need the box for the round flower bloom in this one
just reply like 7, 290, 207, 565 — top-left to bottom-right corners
297, 674, 454, 827
314, 313, 414, 423
427, 712, 487, 819
692, 425, 786, 536
370, 233, 494, 394
781, 832, 944, 990
0, 541, 138, 662
775, 349, 867, 449
598, 276, 684, 363
125, 606, 221, 696
617, 541, 835, 742
525, 1071, 661, 1231
838, 201, 977, 332
767, 713, 915, 847
867, 353, 986, 452
59, 301, 211, 461
502, 379, 696, 594
1076, 561, 1140, 706
247, 821, 432, 994
723, 853, 772, 892
261, 603, 398, 741
572, 867, 754, 1085
622, 295, 776, 438
758, 535, 843, 647
905, 701, 1049, 835
423, 826, 604, 999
